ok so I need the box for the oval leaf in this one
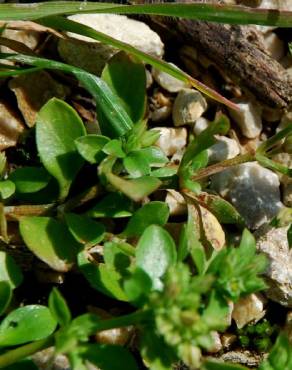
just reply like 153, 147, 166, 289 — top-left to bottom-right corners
106, 173, 161, 202
136, 225, 177, 290
75, 135, 109, 164
0, 251, 23, 289
19, 216, 81, 272
87, 192, 133, 218
122, 201, 169, 237
102, 51, 146, 123
48, 288, 71, 327
36, 98, 86, 200
82, 343, 139, 370
9, 167, 51, 194
0, 180, 15, 200
78, 251, 128, 301
65, 213, 105, 247
0, 305, 57, 347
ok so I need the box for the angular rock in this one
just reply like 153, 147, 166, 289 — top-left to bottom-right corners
208, 136, 240, 164
172, 88, 207, 126
228, 100, 262, 139
152, 63, 191, 93
0, 100, 25, 150
211, 163, 283, 229
58, 13, 164, 75
32, 347, 70, 370
9, 71, 69, 127
232, 293, 266, 329
208, 331, 223, 354
255, 225, 292, 307
153, 127, 187, 157
193, 117, 210, 136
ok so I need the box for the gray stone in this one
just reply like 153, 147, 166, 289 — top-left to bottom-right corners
228, 100, 262, 139
208, 136, 240, 164
211, 163, 283, 229
172, 88, 207, 126
255, 225, 292, 307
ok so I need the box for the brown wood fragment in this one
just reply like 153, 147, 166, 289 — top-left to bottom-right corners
147, 17, 292, 109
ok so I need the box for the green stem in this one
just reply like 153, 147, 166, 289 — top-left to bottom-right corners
190, 153, 255, 181
0, 335, 54, 368
94, 309, 152, 332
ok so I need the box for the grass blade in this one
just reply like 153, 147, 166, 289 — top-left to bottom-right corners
39, 16, 238, 110
0, 2, 291, 27
0, 53, 133, 137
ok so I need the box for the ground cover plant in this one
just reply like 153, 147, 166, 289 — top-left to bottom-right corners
0, 1, 291, 369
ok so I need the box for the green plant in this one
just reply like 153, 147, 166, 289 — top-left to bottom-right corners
0, 1, 291, 369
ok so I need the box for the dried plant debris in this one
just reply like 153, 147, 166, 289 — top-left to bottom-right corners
0, 1, 291, 369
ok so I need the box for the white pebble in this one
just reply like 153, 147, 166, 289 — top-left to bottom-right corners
152, 63, 191, 93
208, 136, 240, 164
193, 117, 210, 136
153, 127, 187, 157
228, 100, 262, 139
172, 88, 207, 126
264, 31, 285, 61
211, 163, 283, 229
232, 293, 266, 329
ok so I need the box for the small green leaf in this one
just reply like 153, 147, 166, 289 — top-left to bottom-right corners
19, 217, 81, 272
0, 281, 12, 316
65, 213, 105, 247
49, 288, 71, 327
36, 98, 86, 200
75, 135, 109, 164
78, 251, 128, 301
187, 204, 206, 275
86, 192, 132, 219
0, 305, 57, 347
9, 167, 51, 194
0, 251, 23, 289
102, 51, 146, 124
106, 173, 161, 202
122, 201, 169, 238
180, 114, 229, 170
123, 151, 151, 178
0, 180, 15, 200
136, 225, 177, 290
81, 343, 139, 370
140, 147, 169, 166
102, 139, 126, 158
141, 129, 161, 148
151, 167, 177, 178
124, 268, 152, 306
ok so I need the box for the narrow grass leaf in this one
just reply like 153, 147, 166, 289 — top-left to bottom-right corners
39, 16, 239, 110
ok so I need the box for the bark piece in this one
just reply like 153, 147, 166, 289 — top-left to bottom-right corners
147, 17, 292, 109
